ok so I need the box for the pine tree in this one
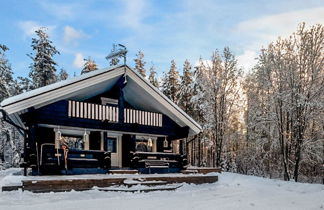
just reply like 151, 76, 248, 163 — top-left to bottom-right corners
59, 69, 69, 80
28, 28, 60, 88
179, 59, 194, 115
81, 57, 98, 74
148, 64, 159, 88
134, 51, 146, 78
161, 60, 180, 103
0, 44, 14, 102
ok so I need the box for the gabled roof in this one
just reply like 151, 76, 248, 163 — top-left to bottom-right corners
1, 65, 202, 135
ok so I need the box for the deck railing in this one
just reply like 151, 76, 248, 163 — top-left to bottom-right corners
124, 108, 162, 127
68, 101, 118, 122
68, 101, 163, 127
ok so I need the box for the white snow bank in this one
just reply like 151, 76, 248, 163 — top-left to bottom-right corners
0, 169, 323, 210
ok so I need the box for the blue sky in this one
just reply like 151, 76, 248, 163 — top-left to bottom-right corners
1, 0, 323, 78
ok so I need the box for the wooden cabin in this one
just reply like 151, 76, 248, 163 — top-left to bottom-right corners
0, 65, 202, 175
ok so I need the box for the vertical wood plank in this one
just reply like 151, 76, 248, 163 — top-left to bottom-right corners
143, 111, 146, 125
84, 103, 87, 119
135, 110, 138, 124
116, 107, 119, 122
109, 106, 112, 121
72, 101, 75, 117
99, 105, 102, 120
102, 105, 106, 121
159, 114, 162, 127
80, 102, 83, 118
76, 101, 79, 117
107, 106, 109, 120
91, 104, 95, 119
96, 104, 98, 120
68, 101, 72, 117
113, 107, 116, 122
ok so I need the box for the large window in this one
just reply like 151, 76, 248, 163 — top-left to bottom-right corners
62, 135, 84, 150
107, 137, 117, 153
135, 136, 155, 152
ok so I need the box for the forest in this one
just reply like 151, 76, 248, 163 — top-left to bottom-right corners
0, 23, 323, 183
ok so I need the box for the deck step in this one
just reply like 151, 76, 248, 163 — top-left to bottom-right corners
2, 185, 22, 192
181, 169, 199, 174
123, 179, 167, 187
186, 168, 222, 174
97, 184, 182, 193
109, 169, 138, 174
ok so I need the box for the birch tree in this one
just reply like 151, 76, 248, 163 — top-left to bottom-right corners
244, 23, 324, 182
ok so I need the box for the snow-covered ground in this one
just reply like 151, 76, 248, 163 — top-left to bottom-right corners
0, 169, 323, 210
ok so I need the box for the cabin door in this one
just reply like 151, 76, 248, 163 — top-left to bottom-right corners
107, 134, 122, 168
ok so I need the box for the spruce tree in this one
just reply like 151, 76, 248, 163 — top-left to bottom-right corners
179, 59, 194, 115
16, 77, 33, 94
148, 64, 159, 88
59, 69, 69, 80
161, 60, 180, 104
190, 57, 207, 124
28, 28, 60, 88
81, 57, 98, 74
134, 51, 146, 78
0, 44, 14, 102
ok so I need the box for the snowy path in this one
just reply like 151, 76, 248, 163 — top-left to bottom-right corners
0, 170, 323, 210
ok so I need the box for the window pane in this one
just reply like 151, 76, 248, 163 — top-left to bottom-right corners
62, 135, 84, 150
107, 137, 117, 153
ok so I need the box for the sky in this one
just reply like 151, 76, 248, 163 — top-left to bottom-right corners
1, 0, 323, 78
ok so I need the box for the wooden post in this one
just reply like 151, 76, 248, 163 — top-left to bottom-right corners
23, 131, 28, 176
118, 75, 127, 124
84, 131, 90, 150
198, 135, 201, 166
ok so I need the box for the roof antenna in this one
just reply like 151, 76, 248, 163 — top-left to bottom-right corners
106, 44, 127, 66
106, 43, 128, 83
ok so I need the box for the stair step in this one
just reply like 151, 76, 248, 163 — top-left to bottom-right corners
109, 169, 138, 174
181, 169, 199, 174
97, 185, 182, 193
123, 180, 168, 187
2, 185, 22, 192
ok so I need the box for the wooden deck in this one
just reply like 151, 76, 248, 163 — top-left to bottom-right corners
183, 167, 222, 174
2, 174, 218, 193
109, 169, 139, 174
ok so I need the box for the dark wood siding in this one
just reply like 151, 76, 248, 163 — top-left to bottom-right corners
21, 100, 189, 139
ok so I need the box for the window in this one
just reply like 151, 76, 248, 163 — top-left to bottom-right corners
62, 135, 84, 150
107, 137, 117, 153
101, 97, 118, 106
135, 136, 156, 152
